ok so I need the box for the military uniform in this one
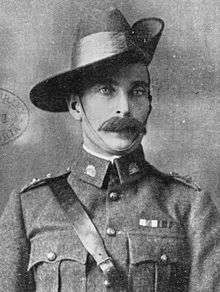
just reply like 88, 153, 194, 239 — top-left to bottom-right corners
0, 146, 219, 292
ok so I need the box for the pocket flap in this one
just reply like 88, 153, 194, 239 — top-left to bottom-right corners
28, 231, 87, 271
128, 232, 188, 265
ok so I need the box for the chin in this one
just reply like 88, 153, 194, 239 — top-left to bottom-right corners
103, 133, 135, 151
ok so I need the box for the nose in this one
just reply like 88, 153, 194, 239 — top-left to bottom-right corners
116, 89, 130, 116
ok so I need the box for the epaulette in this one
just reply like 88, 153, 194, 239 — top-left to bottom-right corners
169, 171, 202, 191
20, 168, 71, 194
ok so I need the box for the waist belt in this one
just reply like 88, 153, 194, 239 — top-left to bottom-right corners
51, 179, 118, 288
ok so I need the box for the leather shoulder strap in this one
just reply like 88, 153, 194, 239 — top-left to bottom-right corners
50, 178, 118, 287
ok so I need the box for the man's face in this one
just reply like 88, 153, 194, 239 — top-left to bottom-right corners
71, 62, 151, 154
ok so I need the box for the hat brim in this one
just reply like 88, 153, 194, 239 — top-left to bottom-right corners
30, 18, 164, 112
30, 49, 148, 112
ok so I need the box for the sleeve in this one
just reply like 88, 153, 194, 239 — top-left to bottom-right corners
188, 190, 220, 292
0, 191, 35, 292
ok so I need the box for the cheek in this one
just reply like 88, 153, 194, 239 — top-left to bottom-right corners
130, 98, 151, 120
83, 100, 112, 128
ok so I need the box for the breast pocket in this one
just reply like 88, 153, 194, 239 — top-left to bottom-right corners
28, 232, 87, 292
128, 232, 190, 292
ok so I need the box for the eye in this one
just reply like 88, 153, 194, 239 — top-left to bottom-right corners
132, 86, 148, 97
98, 85, 115, 96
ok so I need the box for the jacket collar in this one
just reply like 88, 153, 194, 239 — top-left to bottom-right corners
68, 145, 147, 188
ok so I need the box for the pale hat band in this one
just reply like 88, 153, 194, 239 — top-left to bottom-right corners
74, 31, 141, 68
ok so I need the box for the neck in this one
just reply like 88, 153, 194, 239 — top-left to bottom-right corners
83, 144, 120, 162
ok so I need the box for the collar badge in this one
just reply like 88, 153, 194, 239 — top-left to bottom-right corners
85, 165, 96, 177
128, 162, 139, 175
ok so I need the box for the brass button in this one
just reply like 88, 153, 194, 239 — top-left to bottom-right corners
109, 192, 120, 201
47, 251, 57, 261
103, 279, 112, 288
160, 254, 168, 262
86, 165, 96, 177
106, 227, 116, 236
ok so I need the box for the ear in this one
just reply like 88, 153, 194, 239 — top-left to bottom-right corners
67, 95, 82, 121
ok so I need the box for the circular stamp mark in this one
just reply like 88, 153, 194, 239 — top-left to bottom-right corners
0, 88, 29, 145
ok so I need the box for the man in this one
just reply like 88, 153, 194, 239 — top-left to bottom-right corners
0, 7, 219, 292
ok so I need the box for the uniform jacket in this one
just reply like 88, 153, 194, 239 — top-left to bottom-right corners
0, 146, 219, 292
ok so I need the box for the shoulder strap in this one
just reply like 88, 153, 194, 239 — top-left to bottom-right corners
50, 179, 118, 287
170, 171, 201, 191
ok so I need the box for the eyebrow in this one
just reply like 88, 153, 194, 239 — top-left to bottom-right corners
131, 81, 150, 88
95, 77, 119, 86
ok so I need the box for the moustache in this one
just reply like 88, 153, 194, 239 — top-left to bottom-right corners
98, 116, 146, 135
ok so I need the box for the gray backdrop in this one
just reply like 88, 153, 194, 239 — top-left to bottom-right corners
0, 0, 219, 214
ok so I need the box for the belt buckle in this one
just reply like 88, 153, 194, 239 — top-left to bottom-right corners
98, 257, 118, 288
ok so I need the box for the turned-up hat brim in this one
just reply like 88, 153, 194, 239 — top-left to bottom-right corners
30, 8, 164, 112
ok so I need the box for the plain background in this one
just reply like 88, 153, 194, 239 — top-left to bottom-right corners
0, 0, 219, 214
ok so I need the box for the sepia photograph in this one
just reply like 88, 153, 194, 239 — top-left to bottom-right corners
0, 0, 219, 291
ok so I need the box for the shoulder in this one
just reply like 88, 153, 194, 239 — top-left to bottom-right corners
145, 162, 201, 192
145, 165, 206, 218
19, 169, 71, 195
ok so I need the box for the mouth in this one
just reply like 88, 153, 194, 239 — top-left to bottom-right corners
104, 127, 137, 135
102, 129, 140, 142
